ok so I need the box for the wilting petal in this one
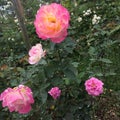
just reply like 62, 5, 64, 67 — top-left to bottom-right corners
0, 85, 34, 114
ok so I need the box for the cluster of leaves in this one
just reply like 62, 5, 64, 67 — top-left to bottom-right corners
0, 0, 120, 120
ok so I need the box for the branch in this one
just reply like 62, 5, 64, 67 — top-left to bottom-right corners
12, 0, 31, 51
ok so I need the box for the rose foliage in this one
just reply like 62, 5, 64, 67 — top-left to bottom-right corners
0, 0, 120, 120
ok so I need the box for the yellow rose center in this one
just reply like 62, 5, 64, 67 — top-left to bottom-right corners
43, 14, 61, 33
48, 16, 56, 23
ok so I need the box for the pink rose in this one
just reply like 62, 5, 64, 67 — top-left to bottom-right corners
34, 3, 70, 43
85, 77, 104, 96
48, 87, 61, 99
0, 85, 34, 114
28, 43, 45, 64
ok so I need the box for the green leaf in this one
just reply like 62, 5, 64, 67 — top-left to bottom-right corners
76, 72, 85, 84
63, 78, 70, 85
99, 58, 112, 63
88, 47, 96, 55
50, 42, 55, 51
59, 37, 76, 54
40, 90, 48, 104
78, 72, 85, 79
64, 69, 76, 80
38, 59, 47, 65
95, 73, 103, 76
0, 72, 4, 78
10, 79, 18, 86
44, 63, 57, 78
72, 62, 79, 68
105, 72, 116, 76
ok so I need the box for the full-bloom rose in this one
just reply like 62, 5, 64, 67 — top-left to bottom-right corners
34, 3, 70, 43
28, 43, 45, 64
48, 87, 61, 99
0, 85, 34, 114
85, 77, 104, 96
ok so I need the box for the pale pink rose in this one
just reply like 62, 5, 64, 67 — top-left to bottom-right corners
85, 77, 104, 96
29, 55, 41, 65
34, 3, 70, 43
0, 85, 34, 114
28, 43, 45, 64
48, 87, 61, 99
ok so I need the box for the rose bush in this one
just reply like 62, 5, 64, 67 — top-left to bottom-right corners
0, 0, 120, 119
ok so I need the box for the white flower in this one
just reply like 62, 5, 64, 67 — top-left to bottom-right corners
83, 9, 92, 16
96, 6, 99, 9
77, 17, 82, 22
39, 4, 41, 7
87, 9, 92, 14
74, 2, 77, 7
11, 38, 15, 41
14, 19, 18, 23
3, 3, 11, 10
7, 1, 12, 5
92, 14, 101, 25
71, 12, 74, 15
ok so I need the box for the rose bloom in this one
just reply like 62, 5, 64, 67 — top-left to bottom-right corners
28, 43, 45, 64
34, 3, 70, 43
0, 85, 34, 114
85, 77, 104, 96
48, 87, 61, 99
